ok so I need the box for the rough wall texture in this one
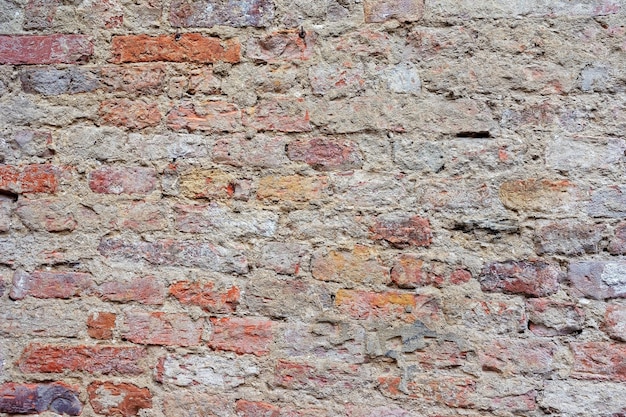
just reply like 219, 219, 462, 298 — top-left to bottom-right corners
0, 0, 626, 416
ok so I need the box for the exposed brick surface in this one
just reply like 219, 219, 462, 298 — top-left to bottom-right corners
208, 317, 273, 356
169, 280, 240, 313
10, 269, 93, 300
87, 311, 116, 340
0, 164, 60, 194
571, 342, 626, 382
88, 382, 152, 417
170, 0, 275, 28
111, 34, 240, 64
19, 344, 146, 374
1, 0, 625, 415
0, 35, 92, 64
480, 260, 561, 297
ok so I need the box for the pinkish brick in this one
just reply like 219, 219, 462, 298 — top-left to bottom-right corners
99, 99, 162, 130
97, 276, 166, 305
0, 35, 92, 65
370, 214, 432, 247
247, 30, 315, 62
287, 137, 363, 171
10, 269, 94, 300
208, 317, 273, 356
111, 34, 240, 64
480, 260, 561, 297
167, 101, 241, 132
122, 311, 205, 347
169, 280, 240, 313
89, 166, 157, 195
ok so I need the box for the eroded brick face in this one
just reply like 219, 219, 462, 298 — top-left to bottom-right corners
1, 0, 625, 415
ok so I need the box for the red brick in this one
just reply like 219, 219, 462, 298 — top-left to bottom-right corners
89, 166, 157, 195
111, 34, 240, 64
16, 197, 77, 232
99, 99, 162, 130
100, 64, 166, 94
335, 289, 442, 324
243, 98, 311, 132
0, 382, 81, 415
608, 221, 626, 254
0, 35, 92, 65
287, 137, 363, 171
247, 30, 315, 62
19, 344, 146, 374
167, 101, 241, 132
235, 400, 279, 417
169, 280, 239, 313
212, 133, 288, 168
98, 276, 166, 305
378, 375, 476, 408
88, 382, 152, 417
364, 0, 424, 23
122, 311, 205, 346
23, 0, 58, 29
170, 0, 275, 28
499, 179, 580, 213
257, 175, 327, 203
10, 269, 94, 300
479, 339, 557, 375
526, 298, 585, 336
87, 312, 116, 340
479, 260, 561, 297
208, 317, 273, 356
311, 245, 390, 286
571, 342, 626, 382
603, 304, 626, 341
568, 261, 626, 299
0, 164, 60, 194
370, 214, 432, 248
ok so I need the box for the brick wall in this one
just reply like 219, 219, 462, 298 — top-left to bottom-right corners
1, 0, 625, 415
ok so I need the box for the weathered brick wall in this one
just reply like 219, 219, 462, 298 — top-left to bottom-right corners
0, 0, 625, 415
